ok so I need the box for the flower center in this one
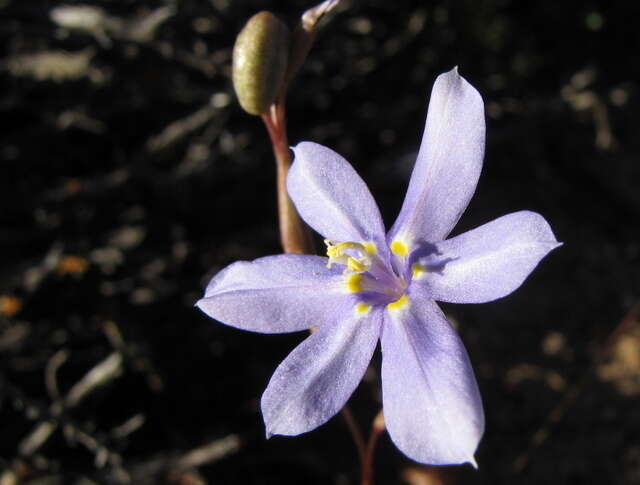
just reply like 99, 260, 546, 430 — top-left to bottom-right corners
325, 240, 408, 304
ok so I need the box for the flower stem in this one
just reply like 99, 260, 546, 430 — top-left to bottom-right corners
340, 402, 367, 466
261, 103, 314, 254
361, 411, 385, 485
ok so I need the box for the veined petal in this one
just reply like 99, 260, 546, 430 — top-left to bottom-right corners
417, 211, 561, 304
288, 142, 388, 253
381, 293, 483, 466
388, 68, 485, 247
261, 303, 382, 436
196, 254, 348, 333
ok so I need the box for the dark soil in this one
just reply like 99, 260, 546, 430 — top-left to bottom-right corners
1, 1, 639, 484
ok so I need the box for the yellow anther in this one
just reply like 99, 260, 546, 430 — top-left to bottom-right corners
411, 263, 425, 279
347, 258, 368, 273
326, 243, 341, 259
346, 274, 363, 293
363, 242, 377, 255
387, 295, 409, 312
325, 240, 362, 254
325, 240, 371, 274
355, 302, 372, 315
390, 240, 409, 257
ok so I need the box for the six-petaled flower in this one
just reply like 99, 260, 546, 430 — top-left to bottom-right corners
197, 68, 561, 466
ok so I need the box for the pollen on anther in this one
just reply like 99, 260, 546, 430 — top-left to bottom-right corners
363, 242, 377, 255
411, 263, 425, 279
390, 240, 409, 256
355, 302, 371, 315
387, 295, 409, 311
346, 274, 363, 293
347, 257, 367, 274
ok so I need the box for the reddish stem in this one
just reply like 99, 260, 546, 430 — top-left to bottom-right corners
261, 103, 313, 254
340, 402, 367, 466
361, 411, 385, 485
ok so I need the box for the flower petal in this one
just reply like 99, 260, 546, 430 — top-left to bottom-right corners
388, 68, 485, 247
288, 142, 387, 251
417, 211, 561, 304
261, 304, 382, 436
196, 254, 349, 333
381, 293, 484, 466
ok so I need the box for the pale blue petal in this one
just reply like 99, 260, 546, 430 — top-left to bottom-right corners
196, 254, 349, 333
416, 211, 561, 304
388, 68, 485, 248
380, 292, 484, 466
261, 304, 382, 436
288, 142, 388, 255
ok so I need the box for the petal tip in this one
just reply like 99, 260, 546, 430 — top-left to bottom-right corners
543, 240, 563, 255
438, 65, 464, 85
435, 65, 482, 104
262, 408, 275, 439
291, 140, 316, 154
194, 298, 206, 312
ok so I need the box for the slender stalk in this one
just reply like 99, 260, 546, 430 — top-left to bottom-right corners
361, 411, 385, 485
340, 402, 367, 466
261, 103, 313, 254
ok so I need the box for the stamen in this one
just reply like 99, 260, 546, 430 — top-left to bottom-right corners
324, 240, 372, 274
354, 302, 371, 315
363, 242, 377, 255
347, 257, 368, 273
387, 295, 409, 312
346, 274, 363, 293
390, 240, 409, 257
411, 263, 425, 279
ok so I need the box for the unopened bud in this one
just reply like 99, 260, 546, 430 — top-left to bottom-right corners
232, 11, 290, 115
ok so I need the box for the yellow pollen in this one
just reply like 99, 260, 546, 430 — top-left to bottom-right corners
363, 242, 377, 255
346, 274, 363, 293
325, 242, 342, 259
390, 240, 409, 256
347, 257, 368, 273
325, 240, 371, 274
412, 263, 425, 279
387, 295, 409, 311
355, 302, 371, 314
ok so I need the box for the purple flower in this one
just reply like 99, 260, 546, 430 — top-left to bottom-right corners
197, 68, 561, 466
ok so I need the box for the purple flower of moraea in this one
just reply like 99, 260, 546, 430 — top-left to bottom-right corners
197, 68, 561, 466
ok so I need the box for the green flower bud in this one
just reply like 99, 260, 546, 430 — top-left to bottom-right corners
232, 11, 290, 115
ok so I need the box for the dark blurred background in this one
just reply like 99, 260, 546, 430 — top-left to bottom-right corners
1, 0, 639, 483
